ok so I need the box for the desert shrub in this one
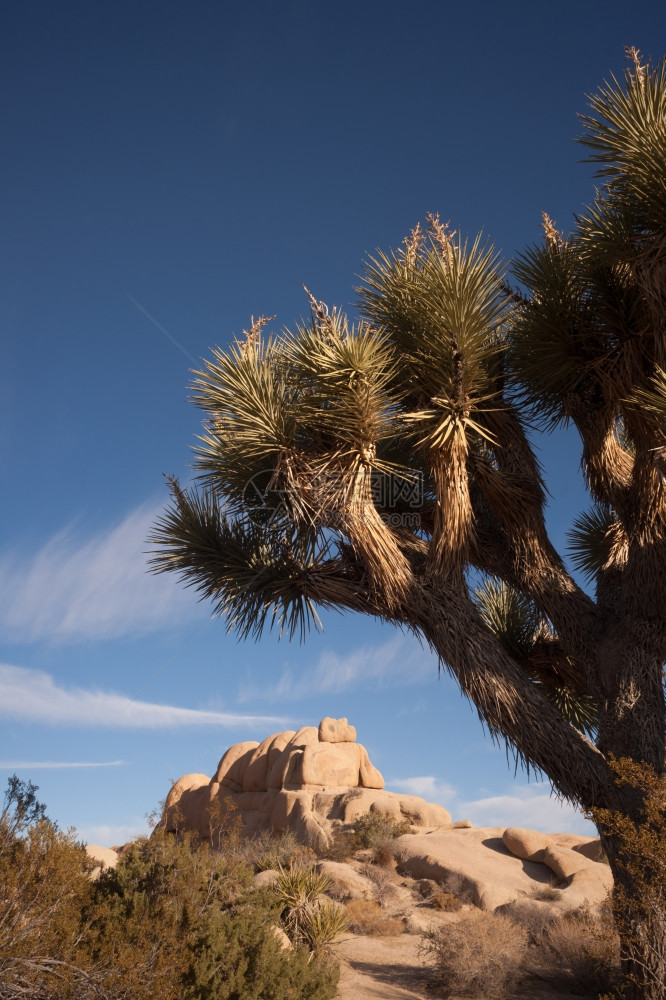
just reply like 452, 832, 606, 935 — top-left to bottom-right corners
0, 776, 96, 998
372, 841, 395, 867
233, 830, 317, 872
183, 903, 339, 999
421, 910, 528, 999
499, 898, 556, 943
0, 776, 340, 1000
352, 810, 412, 850
91, 835, 339, 998
363, 864, 397, 907
415, 878, 439, 899
204, 793, 243, 849
345, 898, 403, 936
528, 904, 620, 995
430, 890, 462, 911
321, 829, 355, 861
241, 829, 303, 871
84, 830, 260, 999
439, 870, 474, 904
285, 843, 318, 868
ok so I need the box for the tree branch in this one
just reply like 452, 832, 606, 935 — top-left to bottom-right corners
413, 586, 613, 808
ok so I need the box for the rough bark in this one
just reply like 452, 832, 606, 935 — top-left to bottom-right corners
601, 826, 666, 1000
410, 587, 666, 1000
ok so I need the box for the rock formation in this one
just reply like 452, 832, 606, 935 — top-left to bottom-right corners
85, 844, 119, 879
163, 717, 454, 851
394, 824, 611, 913
160, 717, 611, 915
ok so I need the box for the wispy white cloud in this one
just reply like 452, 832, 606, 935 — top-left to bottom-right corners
388, 775, 596, 836
239, 636, 437, 702
73, 821, 150, 847
388, 775, 458, 804
0, 501, 205, 643
0, 760, 125, 769
0, 664, 288, 730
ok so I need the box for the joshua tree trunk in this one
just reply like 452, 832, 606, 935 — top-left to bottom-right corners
605, 846, 666, 1000
413, 592, 666, 1000
594, 646, 666, 1000
152, 55, 666, 1000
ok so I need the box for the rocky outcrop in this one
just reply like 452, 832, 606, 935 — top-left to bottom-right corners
498, 825, 611, 907
395, 825, 612, 913
502, 826, 607, 876
85, 844, 119, 879
163, 717, 453, 851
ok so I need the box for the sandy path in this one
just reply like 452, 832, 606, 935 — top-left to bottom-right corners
333, 933, 431, 1000
332, 930, 596, 1000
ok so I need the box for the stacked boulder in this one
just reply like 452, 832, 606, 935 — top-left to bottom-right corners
501, 826, 611, 907
163, 717, 453, 851
393, 823, 610, 913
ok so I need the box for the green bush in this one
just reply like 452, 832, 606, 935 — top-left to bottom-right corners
0, 776, 95, 998
352, 811, 412, 850
0, 776, 340, 1000
183, 904, 339, 1000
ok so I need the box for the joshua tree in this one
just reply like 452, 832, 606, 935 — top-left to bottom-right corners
152, 50, 666, 999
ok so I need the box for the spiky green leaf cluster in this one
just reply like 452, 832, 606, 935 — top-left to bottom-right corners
358, 230, 507, 450
474, 577, 541, 661
473, 578, 597, 735
567, 505, 617, 582
152, 233, 510, 638
578, 53, 666, 227
509, 56, 666, 434
150, 485, 330, 640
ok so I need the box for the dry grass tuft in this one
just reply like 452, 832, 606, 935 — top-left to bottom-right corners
345, 899, 403, 936
372, 841, 395, 868
499, 898, 556, 943
530, 883, 562, 902
528, 904, 620, 995
421, 910, 528, 999
363, 864, 398, 907
430, 890, 462, 912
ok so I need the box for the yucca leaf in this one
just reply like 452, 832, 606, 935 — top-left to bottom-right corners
578, 56, 666, 227
357, 231, 508, 407
625, 367, 666, 431
538, 682, 598, 737
473, 577, 541, 660
567, 505, 615, 581
149, 480, 334, 641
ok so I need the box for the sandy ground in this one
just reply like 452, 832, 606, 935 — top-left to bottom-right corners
331, 918, 599, 1000
332, 931, 596, 1000
333, 933, 432, 1000
325, 836, 609, 1000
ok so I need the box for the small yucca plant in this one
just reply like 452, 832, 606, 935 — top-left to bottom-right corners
273, 864, 336, 946
299, 899, 349, 951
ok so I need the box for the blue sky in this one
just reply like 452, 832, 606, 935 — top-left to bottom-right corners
2, 1, 663, 845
